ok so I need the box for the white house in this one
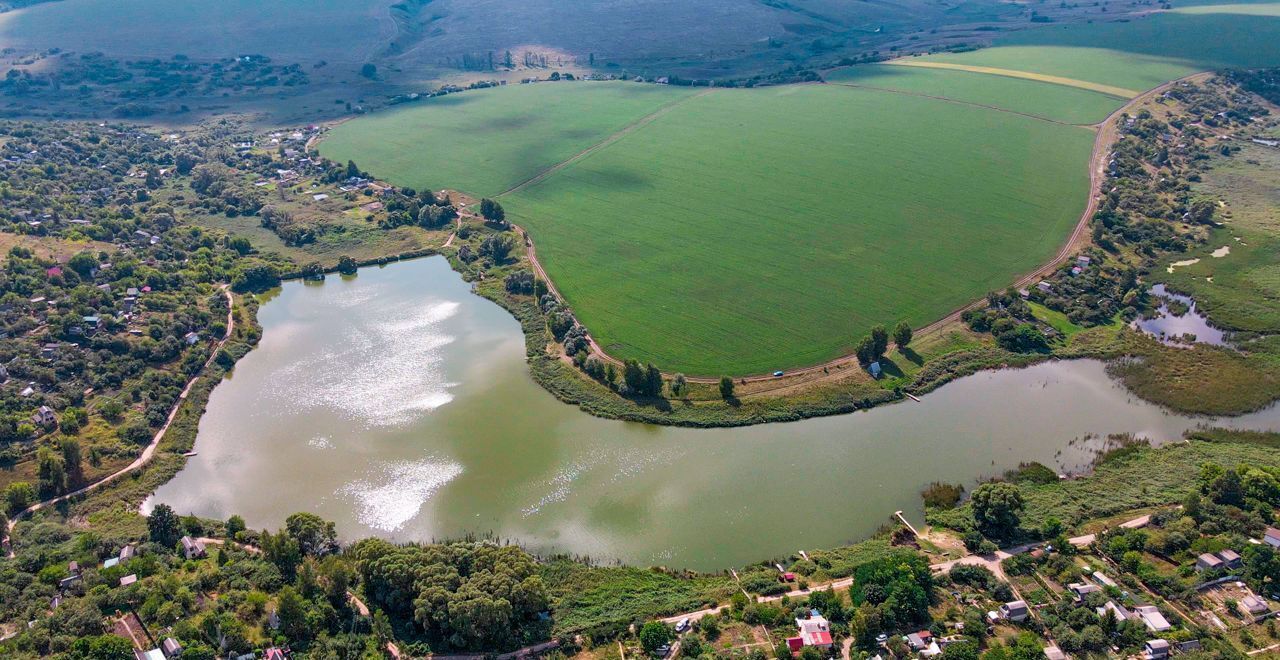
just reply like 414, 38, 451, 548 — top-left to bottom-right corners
1000, 600, 1029, 622
31, 406, 56, 427
1134, 606, 1171, 633
180, 536, 206, 560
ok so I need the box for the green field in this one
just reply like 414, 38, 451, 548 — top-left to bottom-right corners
326, 81, 1094, 374
502, 85, 1091, 373
920, 3, 1280, 92
825, 64, 1123, 124
322, 83, 699, 196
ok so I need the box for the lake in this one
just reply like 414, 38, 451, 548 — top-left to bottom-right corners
148, 257, 1280, 570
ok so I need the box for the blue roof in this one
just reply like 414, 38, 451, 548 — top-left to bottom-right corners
103, 557, 119, 568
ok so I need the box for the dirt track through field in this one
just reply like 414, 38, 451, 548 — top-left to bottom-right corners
887, 60, 1141, 98
497, 89, 712, 197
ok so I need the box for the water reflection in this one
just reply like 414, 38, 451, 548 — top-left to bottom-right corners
148, 258, 1280, 570
1132, 283, 1227, 347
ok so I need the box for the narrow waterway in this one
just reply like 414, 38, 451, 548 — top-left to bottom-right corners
147, 257, 1280, 570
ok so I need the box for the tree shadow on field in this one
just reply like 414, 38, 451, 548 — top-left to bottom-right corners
898, 347, 923, 366
879, 358, 906, 379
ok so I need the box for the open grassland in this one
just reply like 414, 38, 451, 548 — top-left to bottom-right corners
1162, 143, 1280, 332
825, 63, 1123, 124
930, 432, 1280, 531
918, 3, 1280, 92
321, 82, 699, 197
0, 0, 392, 62
501, 85, 1092, 374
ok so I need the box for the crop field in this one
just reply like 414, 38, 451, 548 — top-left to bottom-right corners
497, 85, 1091, 373
825, 64, 1123, 124
918, 3, 1280, 93
330, 81, 1094, 374
321, 83, 699, 197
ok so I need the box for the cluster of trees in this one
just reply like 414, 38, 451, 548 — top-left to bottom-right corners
623, 359, 664, 397
480, 198, 506, 224
853, 321, 911, 366
1, 51, 310, 119
847, 551, 935, 635
962, 291, 1049, 354
350, 539, 550, 650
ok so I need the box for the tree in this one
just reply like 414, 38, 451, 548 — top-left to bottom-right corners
148, 503, 183, 548
479, 234, 514, 263
870, 325, 889, 359
337, 255, 358, 275
60, 437, 83, 487
855, 336, 876, 365
345, 160, 362, 179
68, 251, 97, 279
624, 359, 646, 394
639, 621, 673, 656
645, 364, 663, 397
276, 586, 312, 643
286, 511, 339, 556
941, 640, 979, 660
671, 373, 688, 397
893, 321, 913, 349
4, 482, 35, 514
970, 482, 1024, 538
480, 198, 506, 223
719, 376, 735, 400
37, 447, 66, 496
68, 634, 135, 660
360, 63, 378, 79
226, 514, 246, 539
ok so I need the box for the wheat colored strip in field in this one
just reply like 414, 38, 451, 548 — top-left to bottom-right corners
886, 60, 1139, 98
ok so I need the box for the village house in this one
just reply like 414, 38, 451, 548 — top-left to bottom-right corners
1239, 594, 1269, 618
1143, 639, 1169, 660
31, 406, 56, 427
1091, 571, 1117, 588
119, 544, 136, 561
1133, 605, 1171, 633
1043, 646, 1066, 660
58, 573, 81, 590
785, 610, 833, 655
905, 630, 940, 657
135, 648, 165, 660
1068, 582, 1101, 601
1175, 640, 1201, 654
1265, 526, 1280, 548
161, 638, 182, 658
999, 600, 1029, 622
1096, 600, 1131, 623
1196, 549, 1242, 572
183, 331, 200, 345
180, 536, 206, 560
119, 574, 138, 587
